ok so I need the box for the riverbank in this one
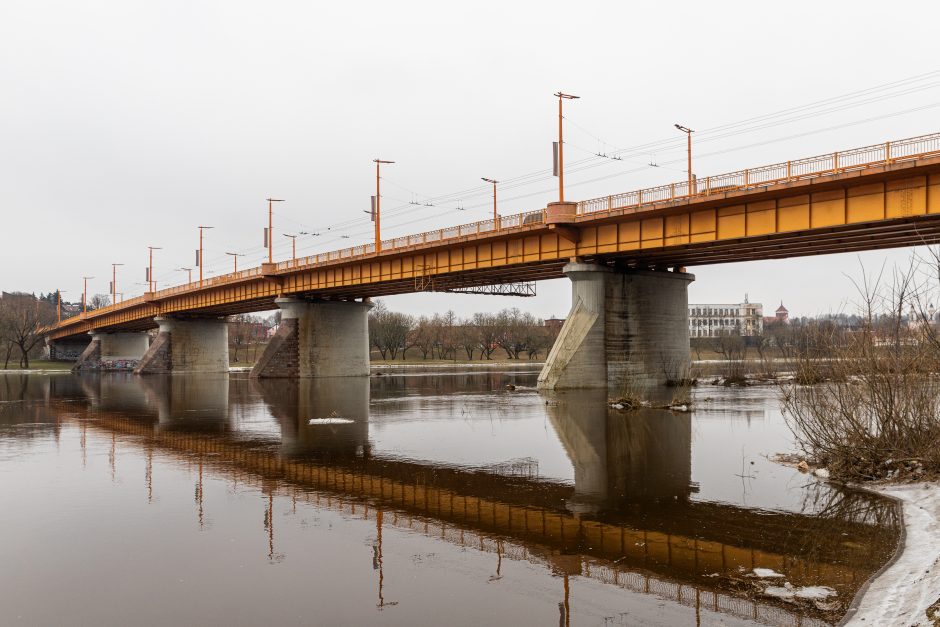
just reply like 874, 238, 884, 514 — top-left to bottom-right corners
844, 482, 940, 626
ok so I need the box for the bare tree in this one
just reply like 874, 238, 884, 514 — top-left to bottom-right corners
409, 316, 436, 360
0, 293, 56, 369
88, 293, 111, 310
369, 301, 413, 360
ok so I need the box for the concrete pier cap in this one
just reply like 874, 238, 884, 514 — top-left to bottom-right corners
251, 296, 373, 379
538, 261, 694, 393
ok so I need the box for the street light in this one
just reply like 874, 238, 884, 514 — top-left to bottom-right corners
554, 92, 579, 203
147, 246, 161, 293
481, 178, 499, 229
111, 263, 123, 307
56, 289, 66, 322
197, 226, 213, 286
265, 198, 285, 263
178, 267, 193, 283
225, 252, 242, 274
283, 234, 297, 261
372, 159, 394, 253
675, 124, 694, 195
82, 276, 94, 313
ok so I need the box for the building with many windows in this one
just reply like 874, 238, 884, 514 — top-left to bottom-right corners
689, 297, 763, 338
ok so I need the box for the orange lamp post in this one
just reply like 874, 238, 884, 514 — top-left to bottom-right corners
111, 263, 123, 306
265, 198, 285, 263
147, 246, 161, 292
675, 124, 694, 195
197, 226, 213, 285
481, 178, 499, 228
283, 234, 297, 261
225, 252, 241, 273
82, 276, 93, 313
372, 159, 394, 253
554, 92, 579, 202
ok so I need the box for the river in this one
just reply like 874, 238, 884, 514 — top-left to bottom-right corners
0, 366, 900, 626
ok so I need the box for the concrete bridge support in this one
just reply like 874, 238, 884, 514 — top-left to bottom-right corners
71, 331, 151, 372
134, 316, 230, 374
251, 297, 372, 378
537, 262, 694, 393
47, 337, 97, 362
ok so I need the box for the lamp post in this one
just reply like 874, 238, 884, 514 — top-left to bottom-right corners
225, 252, 242, 273
56, 289, 66, 322
554, 92, 579, 203
373, 159, 394, 253
481, 178, 499, 229
147, 246, 161, 293
197, 226, 213, 286
82, 276, 93, 313
283, 234, 297, 261
179, 267, 193, 283
675, 124, 694, 195
111, 263, 123, 306
265, 198, 285, 263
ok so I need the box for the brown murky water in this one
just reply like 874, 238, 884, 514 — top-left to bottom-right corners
0, 367, 899, 626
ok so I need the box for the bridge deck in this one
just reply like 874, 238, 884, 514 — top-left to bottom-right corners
48, 132, 940, 340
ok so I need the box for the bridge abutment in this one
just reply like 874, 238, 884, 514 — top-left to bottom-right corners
251, 297, 372, 378
537, 262, 694, 392
134, 316, 230, 374
71, 331, 151, 372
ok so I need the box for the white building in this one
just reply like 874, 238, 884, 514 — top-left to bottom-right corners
689, 296, 763, 338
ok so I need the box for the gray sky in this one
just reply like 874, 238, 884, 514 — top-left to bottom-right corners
2, 1, 939, 319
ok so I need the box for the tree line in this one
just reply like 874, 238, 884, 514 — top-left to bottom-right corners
368, 302, 559, 361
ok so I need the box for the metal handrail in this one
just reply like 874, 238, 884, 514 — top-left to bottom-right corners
49, 131, 940, 331
577, 132, 940, 215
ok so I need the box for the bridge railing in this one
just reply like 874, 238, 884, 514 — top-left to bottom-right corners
272, 211, 544, 274
577, 131, 940, 216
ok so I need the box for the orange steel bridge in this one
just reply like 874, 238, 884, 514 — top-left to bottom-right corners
47, 132, 940, 341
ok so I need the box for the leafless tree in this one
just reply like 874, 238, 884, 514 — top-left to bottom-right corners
0, 293, 56, 369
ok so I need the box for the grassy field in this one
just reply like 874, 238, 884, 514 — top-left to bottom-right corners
1, 360, 73, 371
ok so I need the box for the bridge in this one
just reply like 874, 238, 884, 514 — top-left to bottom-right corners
13, 373, 898, 627
45, 132, 940, 389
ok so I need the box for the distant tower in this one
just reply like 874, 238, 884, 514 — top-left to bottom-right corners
775, 302, 789, 323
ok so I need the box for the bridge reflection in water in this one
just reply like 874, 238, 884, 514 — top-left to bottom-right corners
21, 372, 899, 627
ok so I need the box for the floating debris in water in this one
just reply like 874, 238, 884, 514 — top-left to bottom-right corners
307, 417, 354, 425
750, 568, 785, 579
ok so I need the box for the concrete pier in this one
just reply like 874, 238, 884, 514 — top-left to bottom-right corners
537, 262, 694, 392
251, 297, 372, 378
134, 316, 230, 374
71, 331, 151, 372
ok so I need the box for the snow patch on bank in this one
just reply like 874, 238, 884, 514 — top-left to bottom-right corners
845, 482, 940, 627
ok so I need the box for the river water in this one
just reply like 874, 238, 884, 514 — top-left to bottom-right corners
0, 366, 899, 626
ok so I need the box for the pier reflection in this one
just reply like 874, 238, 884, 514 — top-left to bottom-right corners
5, 372, 901, 627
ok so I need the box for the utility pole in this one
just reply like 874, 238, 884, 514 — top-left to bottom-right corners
225, 252, 241, 273
675, 124, 694, 195
554, 92, 579, 202
265, 198, 285, 263
482, 178, 499, 229
197, 226, 213, 286
179, 267, 193, 283
373, 159, 394, 253
82, 276, 93, 313
111, 263, 123, 306
283, 234, 297, 261
147, 246, 161, 293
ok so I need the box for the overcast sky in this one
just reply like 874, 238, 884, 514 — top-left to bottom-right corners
2, 1, 939, 318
